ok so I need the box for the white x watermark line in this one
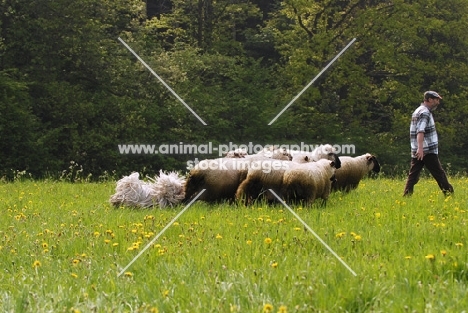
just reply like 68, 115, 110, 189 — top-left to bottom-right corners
117, 189, 206, 277
118, 37, 207, 125
268, 38, 357, 125
268, 189, 357, 276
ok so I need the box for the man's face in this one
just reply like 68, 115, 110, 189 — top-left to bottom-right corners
429, 97, 441, 111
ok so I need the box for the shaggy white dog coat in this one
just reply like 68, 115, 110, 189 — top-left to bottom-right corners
109, 171, 185, 208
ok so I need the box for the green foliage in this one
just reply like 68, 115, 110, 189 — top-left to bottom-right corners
0, 71, 42, 177
1, 0, 468, 177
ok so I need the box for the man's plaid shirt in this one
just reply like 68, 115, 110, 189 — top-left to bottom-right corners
410, 104, 438, 157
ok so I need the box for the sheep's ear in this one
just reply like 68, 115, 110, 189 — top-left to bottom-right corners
330, 161, 335, 168
304, 156, 309, 162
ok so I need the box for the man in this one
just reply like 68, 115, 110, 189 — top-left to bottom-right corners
403, 90, 454, 196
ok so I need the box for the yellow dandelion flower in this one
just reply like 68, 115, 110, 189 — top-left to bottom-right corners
405, 256, 412, 259
264, 237, 272, 244
455, 243, 463, 247
263, 303, 273, 313
32, 260, 41, 268
72, 259, 81, 265
71, 273, 78, 278
246, 240, 252, 245
425, 254, 435, 261
216, 234, 223, 239
162, 290, 170, 297
428, 215, 435, 221
335, 232, 346, 238
271, 262, 278, 268
173, 222, 179, 226
149, 308, 159, 313
112, 243, 119, 247
124, 272, 133, 277
93, 231, 100, 237
441, 250, 447, 256
42, 242, 48, 249
354, 235, 362, 241
374, 212, 381, 218
278, 305, 288, 313
104, 239, 111, 244
293, 227, 301, 231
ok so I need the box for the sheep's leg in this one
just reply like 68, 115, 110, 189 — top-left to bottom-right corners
319, 198, 327, 207
236, 179, 260, 205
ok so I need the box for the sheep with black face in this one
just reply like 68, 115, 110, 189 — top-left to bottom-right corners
332, 153, 380, 192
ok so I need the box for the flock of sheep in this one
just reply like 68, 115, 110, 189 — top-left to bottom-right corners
109, 144, 381, 208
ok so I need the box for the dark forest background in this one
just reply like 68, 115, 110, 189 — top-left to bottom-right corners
1, 0, 468, 180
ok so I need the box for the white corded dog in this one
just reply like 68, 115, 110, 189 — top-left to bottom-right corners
109, 170, 185, 208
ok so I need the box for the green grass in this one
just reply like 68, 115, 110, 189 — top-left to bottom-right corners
0, 177, 467, 312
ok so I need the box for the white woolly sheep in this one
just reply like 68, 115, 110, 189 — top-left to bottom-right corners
255, 146, 293, 161
183, 157, 252, 203
235, 158, 306, 204
225, 148, 248, 158
291, 144, 341, 169
282, 159, 337, 206
332, 153, 381, 192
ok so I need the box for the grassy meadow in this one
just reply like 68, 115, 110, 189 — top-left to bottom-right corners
0, 176, 467, 312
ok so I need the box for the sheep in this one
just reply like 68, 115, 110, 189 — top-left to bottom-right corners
183, 157, 252, 203
291, 144, 341, 169
255, 146, 293, 161
332, 153, 381, 192
235, 156, 311, 204
225, 148, 248, 158
282, 159, 337, 206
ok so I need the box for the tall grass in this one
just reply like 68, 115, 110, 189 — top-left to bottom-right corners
0, 177, 466, 312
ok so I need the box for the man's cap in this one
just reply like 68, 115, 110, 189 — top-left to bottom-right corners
424, 90, 443, 100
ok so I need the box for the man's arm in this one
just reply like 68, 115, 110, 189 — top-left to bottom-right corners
416, 132, 424, 160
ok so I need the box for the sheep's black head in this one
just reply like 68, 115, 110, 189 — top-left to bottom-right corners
333, 154, 341, 169
365, 154, 381, 173
370, 155, 381, 173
